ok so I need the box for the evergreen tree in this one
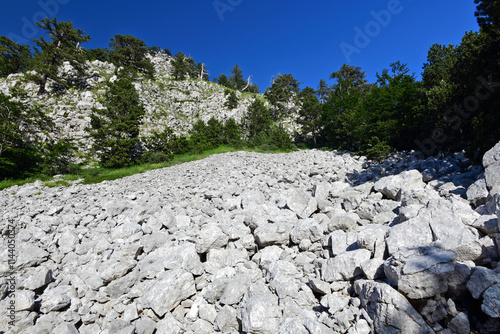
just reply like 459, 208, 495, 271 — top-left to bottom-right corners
243, 99, 273, 139
215, 73, 231, 88
317, 79, 331, 104
109, 34, 154, 78
224, 89, 239, 109
85, 47, 110, 62
28, 18, 90, 95
298, 87, 322, 145
87, 78, 145, 168
172, 51, 190, 80
265, 73, 301, 119
475, 0, 500, 31
0, 36, 32, 77
229, 64, 247, 90
0, 90, 56, 178
356, 62, 423, 151
223, 118, 242, 146
329, 64, 372, 99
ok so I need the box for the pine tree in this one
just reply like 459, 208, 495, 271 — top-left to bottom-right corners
475, 0, 500, 30
316, 79, 331, 104
109, 34, 154, 78
0, 36, 32, 77
87, 78, 145, 168
172, 52, 190, 80
298, 87, 322, 145
0, 90, 53, 178
243, 99, 273, 139
215, 73, 231, 88
224, 89, 239, 109
28, 18, 90, 95
229, 64, 247, 90
264, 74, 301, 119
329, 64, 372, 100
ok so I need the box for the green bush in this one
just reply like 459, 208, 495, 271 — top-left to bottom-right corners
141, 151, 172, 164
358, 137, 393, 162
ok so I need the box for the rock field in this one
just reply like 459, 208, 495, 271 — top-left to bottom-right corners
1, 142, 500, 333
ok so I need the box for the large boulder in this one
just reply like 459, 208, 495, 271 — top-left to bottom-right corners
238, 294, 282, 334
254, 223, 292, 248
374, 170, 425, 200
386, 198, 481, 261
321, 249, 371, 282
483, 141, 500, 169
384, 246, 457, 299
141, 269, 196, 317
354, 280, 435, 334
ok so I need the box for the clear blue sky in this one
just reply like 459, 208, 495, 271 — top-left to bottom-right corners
1, 0, 479, 91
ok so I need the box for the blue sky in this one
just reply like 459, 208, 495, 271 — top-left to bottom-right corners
1, 1, 479, 91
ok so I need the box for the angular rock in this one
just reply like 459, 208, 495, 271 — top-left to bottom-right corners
374, 170, 425, 200
195, 224, 229, 253
290, 218, 323, 244
40, 286, 73, 313
277, 310, 335, 334
483, 141, 500, 168
239, 294, 281, 334
254, 223, 291, 248
384, 247, 456, 299
141, 269, 196, 317
386, 198, 481, 262
485, 164, 500, 196
286, 188, 317, 218
322, 249, 371, 282
354, 280, 435, 334
466, 266, 500, 299
214, 305, 239, 333
467, 178, 490, 207
482, 283, 500, 318
52, 323, 79, 334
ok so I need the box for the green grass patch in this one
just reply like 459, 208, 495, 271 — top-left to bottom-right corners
43, 180, 72, 188
0, 175, 52, 191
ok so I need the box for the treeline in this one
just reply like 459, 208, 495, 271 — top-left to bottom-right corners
291, 0, 499, 161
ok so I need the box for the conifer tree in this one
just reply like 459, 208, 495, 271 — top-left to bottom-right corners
265, 74, 301, 119
109, 34, 154, 78
229, 64, 247, 90
87, 78, 145, 168
298, 87, 322, 145
172, 51, 190, 80
0, 36, 32, 77
243, 99, 273, 139
29, 18, 90, 95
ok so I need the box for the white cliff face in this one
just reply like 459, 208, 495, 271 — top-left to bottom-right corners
0, 53, 296, 154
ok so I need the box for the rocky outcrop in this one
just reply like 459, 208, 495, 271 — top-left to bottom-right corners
0, 54, 283, 154
1, 143, 500, 333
